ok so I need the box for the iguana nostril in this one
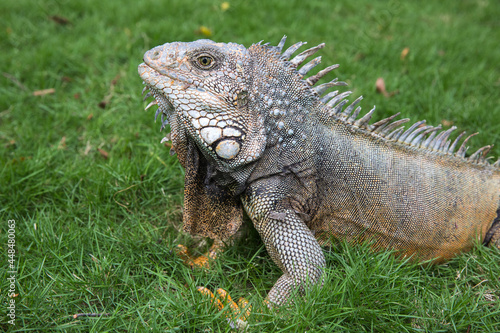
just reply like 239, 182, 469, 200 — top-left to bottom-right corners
151, 50, 160, 60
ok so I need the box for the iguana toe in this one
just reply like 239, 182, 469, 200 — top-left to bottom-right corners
174, 241, 223, 269
197, 287, 250, 329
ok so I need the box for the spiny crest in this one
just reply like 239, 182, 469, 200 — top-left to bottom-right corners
270, 36, 499, 167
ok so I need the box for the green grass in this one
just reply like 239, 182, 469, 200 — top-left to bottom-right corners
1, 0, 500, 331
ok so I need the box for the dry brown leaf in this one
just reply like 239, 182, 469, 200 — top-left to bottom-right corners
49, 15, 71, 25
400, 47, 410, 60
376, 78, 389, 97
87, 113, 94, 120
98, 148, 109, 159
84, 141, 92, 155
441, 119, 454, 127
111, 74, 120, 86
5, 139, 16, 148
375, 77, 398, 98
33, 88, 55, 96
58, 136, 67, 150
11, 156, 31, 164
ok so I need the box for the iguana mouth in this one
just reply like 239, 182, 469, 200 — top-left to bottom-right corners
142, 84, 175, 132
139, 62, 181, 135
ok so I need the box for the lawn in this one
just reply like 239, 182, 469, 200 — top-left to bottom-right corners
1, 0, 499, 331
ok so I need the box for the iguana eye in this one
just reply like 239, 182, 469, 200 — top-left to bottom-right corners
196, 54, 215, 69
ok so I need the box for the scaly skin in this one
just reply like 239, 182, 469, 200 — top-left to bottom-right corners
138, 36, 500, 308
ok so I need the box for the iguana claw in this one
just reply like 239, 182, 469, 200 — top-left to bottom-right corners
197, 287, 251, 329
174, 240, 223, 268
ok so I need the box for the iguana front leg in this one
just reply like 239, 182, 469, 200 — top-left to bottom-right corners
243, 186, 326, 306
259, 211, 325, 305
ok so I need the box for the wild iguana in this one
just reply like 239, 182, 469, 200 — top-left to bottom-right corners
138, 36, 500, 309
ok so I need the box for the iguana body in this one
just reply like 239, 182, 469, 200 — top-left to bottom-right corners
138, 36, 500, 306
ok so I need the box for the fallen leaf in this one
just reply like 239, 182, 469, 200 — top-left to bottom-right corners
10, 156, 31, 164
111, 74, 120, 86
98, 148, 109, 159
375, 78, 398, 98
84, 141, 92, 155
5, 139, 16, 148
400, 47, 410, 60
441, 119, 454, 127
87, 113, 93, 120
58, 136, 67, 150
33, 88, 55, 96
196, 26, 212, 37
49, 15, 71, 25
376, 78, 389, 97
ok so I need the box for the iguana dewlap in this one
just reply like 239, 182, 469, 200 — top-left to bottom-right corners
138, 36, 500, 306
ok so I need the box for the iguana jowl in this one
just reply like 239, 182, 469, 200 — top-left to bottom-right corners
138, 36, 500, 306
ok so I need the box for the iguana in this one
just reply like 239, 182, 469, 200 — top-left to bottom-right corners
138, 36, 500, 309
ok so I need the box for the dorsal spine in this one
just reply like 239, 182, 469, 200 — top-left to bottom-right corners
262, 36, 499, 167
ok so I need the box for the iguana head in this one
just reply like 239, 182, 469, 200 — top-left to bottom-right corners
139, 39, 266, 172
137, 37, 373, 239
